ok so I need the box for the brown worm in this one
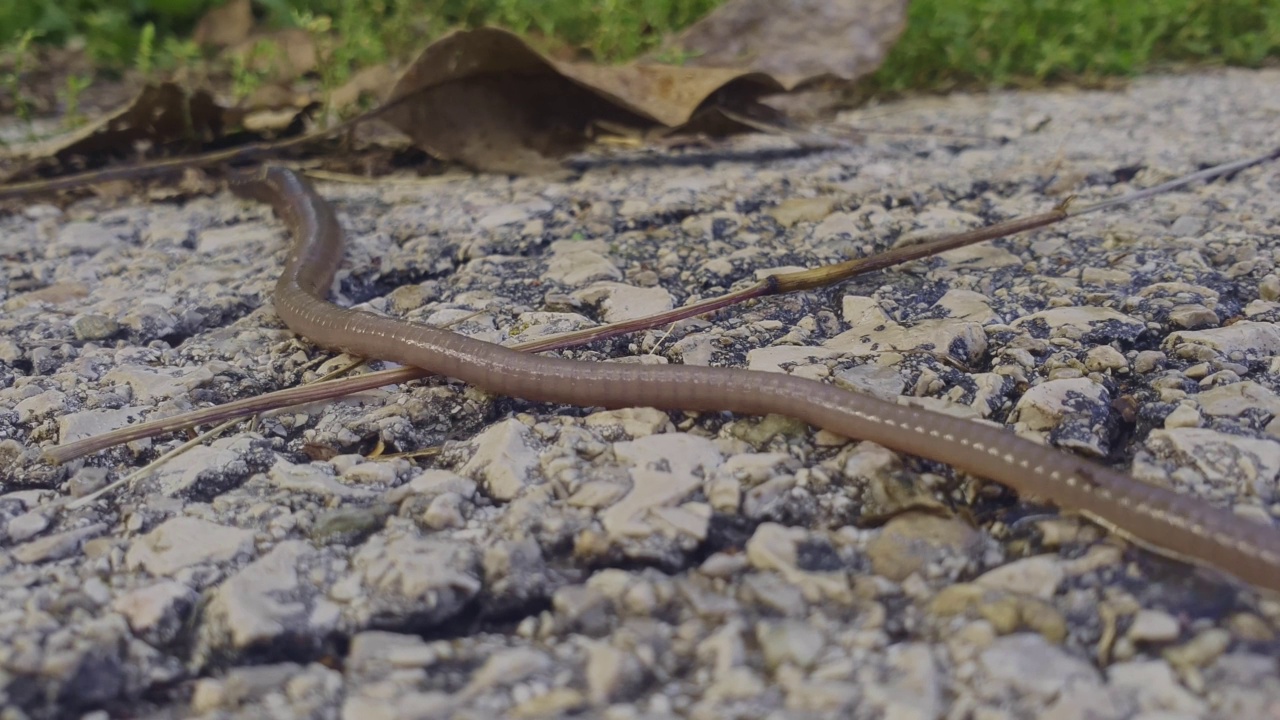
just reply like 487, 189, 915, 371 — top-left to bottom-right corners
232, 166, 1280, 593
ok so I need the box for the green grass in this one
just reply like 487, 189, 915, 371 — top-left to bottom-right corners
2, 0, 1279, 92
874, 0, 1280, 91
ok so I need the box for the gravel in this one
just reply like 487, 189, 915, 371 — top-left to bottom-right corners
2, 67, 1280, 719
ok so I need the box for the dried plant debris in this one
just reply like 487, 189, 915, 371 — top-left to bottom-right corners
2, 2, 910, 183
0, 83, 309, 185
379, 28, 769, 174
2, 84, 226, 180
377, 15, 904, 174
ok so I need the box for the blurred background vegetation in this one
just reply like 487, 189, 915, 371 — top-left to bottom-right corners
2, 0, 1278, 91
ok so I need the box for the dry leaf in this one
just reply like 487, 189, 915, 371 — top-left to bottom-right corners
3, 9, 910, 184
378, 27, 816, 174
0, 83, 234, 181
329, 64, 396, 111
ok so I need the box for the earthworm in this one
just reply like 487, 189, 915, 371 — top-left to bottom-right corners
231, 166, 1280, 593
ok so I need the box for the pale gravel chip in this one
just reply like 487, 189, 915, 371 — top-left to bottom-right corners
340, 535, 482, 626
10, 523, 107, 564
15, 390, 69, 424
124, 517, 255, 576
974, 554, 1066, 600
52, 221, 129, 256
111, 580, 198, 644
194, 223, 277, 254
978, 634, 1101, 698
1107, 660, 1208, 716
602, 434, 723, 538
835, 317, 988, 361
1145, 427, 1280, 500
745, 345, 844, 374
572, 281, 675, 323
267, 457, 379, 501
198, 540, 327, 653
1164, 321, 1280, 360
544, 238, 623, 286
1195, 381, 1280, 417
56, 405, 149, 445
1125, 610, 1181, 644
1012, 306, 1146, 341
101, 364, 214, 404
1010, 376, 1112, 456
458, 418, 542, 501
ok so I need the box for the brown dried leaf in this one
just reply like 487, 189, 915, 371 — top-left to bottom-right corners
329, 64, 396, 112
0, 83, 236, 181
665, 0, 909, 82
378, 27, 809, 174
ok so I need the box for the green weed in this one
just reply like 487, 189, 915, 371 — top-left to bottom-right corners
1, 29, 42, 128
872, 0, 1280, 91
59, 73, 93, 127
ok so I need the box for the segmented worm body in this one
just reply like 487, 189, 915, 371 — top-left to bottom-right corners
232, 167, 1280, 593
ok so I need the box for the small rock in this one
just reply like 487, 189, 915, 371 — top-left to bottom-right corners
102, 365, 214, 404
1144, 428, 1280, 498
12, 523, 107, 563
573, 281, 674, 323
1012, 307, 1145, 342
1162, 628, 1231, 669
1108, 660, 1206, 715
1084, 345, 1127, 373
978, 633, 1100, 697
866, 513, 982, 582
1011, 377, 1111, 456
826, 315, 987, 366
1169, 214, 1206, 236
268, 458, 378, 501
459, 419, 542, 501
53, 221, 128, 255
1126, 610, 1180, 643
309, 506, 391, 545
584, 641, 645, 705
1195, 381, 1280, 418
1164, 321, 1280, 360
383, 469, 476, 505
767, 197, 835, 227
1162, 404, 1202, 429
72, 315, 120, 341
125, 517, 255, 576
544, 239, 622, 286
603, 434, 723, 539
461, 647, 552, 698
975, 555, 1065, 599
1133, 351, 1166, 374
1168, 303, 1218, 329
6, 509, 52, 543
756, 619, 826, 670
199, 541, 327, 653
68, 467, 111, 498
342, 535, 482, 627
112, 580, 197, 644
